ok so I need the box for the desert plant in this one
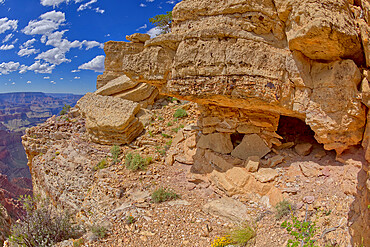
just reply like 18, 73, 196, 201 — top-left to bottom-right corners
90, 224, 107, 239
229, 222, 256, 246
125, 215, 136, 225
110, 145, 121, 165
73, 238, 84, 247
125, 153, 151, 171
211, 235, 233, 247
9, 195, 79, 247
173, 108, 187, 118
151, 187, 179, 203
59, 104, 71, 115
172, 124, 185, 133
149, 11, 172, 34
276, 199, 294, 219
281, 206, 318, 247
94, 158, 108, 171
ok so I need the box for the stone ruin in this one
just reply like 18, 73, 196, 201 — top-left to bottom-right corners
89, 0, 369, 245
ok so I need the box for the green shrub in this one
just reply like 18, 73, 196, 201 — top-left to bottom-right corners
59, 104, 71, 116
73, 238, 84, 247
151, 187, 179, 203
90, 224, 107, 239
126, 215, 136, 225
94, 158, 108, 171
172, 124, 185, 133
275, 199, 294, 219
110, 145, 121, 165
9, 195, 80, 247
173, 108, 187, 118
125, 153, 151, 171
229, 222, 256, 245
149, 11, 172, 34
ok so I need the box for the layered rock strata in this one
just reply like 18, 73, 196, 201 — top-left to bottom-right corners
76, 93, 143, 145
96, 34, 159, 109
102, 0, 370, 244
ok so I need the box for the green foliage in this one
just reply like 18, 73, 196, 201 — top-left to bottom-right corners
73, 239, 84, 247
90, 224, 107, 239
148, 130, 154, 137
59, 104, 71, 116
167, 121, 173, 127
151, 187, 179, 203
275, 199, 294, 219
173, 108, 187, 118
125, 153, 151, 171
149, 11, 172, 34
155, 146, 167, 156
169, 97, 178, 103
281, 208, 318, 247
110, 145, 121, 165
9, 195, 80, 247
161, 133, 171, 138
94, 158, 108, 171
229, 222, 256, 246
172, 124, 185, 133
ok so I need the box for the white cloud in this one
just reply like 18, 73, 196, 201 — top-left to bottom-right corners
140, 3, 146, 7
43, 76, 50, 79
23, 38, 37, 47
71, 69, 80, 72
95, 7, 104, 14
0, 18, 18, 34
136, 24, 147, 31
18, 48, 39, 57
0, 44, 14, 50
146, 0, 154, 2
74, 76, 80, 79
27, 61, 55, 74
80, 40, 103, 50
27, 81, 31, 84
40, 0, 68, 7
78, 55, 104, 72
2, 33, 13, 43
23, 11, 65, 36
0, 0, 5, 4
36, 47, 71, 65
147, 27, 162, 38
0, 61, 20, 75
77, 0, 97, 11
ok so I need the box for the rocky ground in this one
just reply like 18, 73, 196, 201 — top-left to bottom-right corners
18, 98, 364, 247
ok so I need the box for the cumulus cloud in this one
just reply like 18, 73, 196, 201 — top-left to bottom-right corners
147, 27, 162, 38
0, 17, 18, 34
40, 0, 68, 7
77, 0, 97, 11
36, 47, 71, 65
18, 48, 39, 57
23, 11, 65, 36
78, 55, 104, 72
26, 61, 56, 74
80, 40, 103, 50
0, 61, 20, 75
74, 76, 80, 79
0, 44, 14, 50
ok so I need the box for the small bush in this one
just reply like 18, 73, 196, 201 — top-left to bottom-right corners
73, 238, 84, 247
125, 153, 151, 171
172, 124, 185, 133
173, 108, 187, 118
90, 224, 107, 239
151, 187, 179, 203
9, 195, 80, 247
94, 158, 108, 171
229, 222, 256, 245
59, 104, 71, 116
126, 215, 136, 225
110, 145, 121, 165
275, 199, 294, 219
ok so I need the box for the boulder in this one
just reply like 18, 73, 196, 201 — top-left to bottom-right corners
76, 93, 143, 145
197, 133, 234, 154
254, 168, 279, 183
203, 197, 250, 223
244, 156, 260, 172
294, 143, 313, 156
231, 134, 271, 160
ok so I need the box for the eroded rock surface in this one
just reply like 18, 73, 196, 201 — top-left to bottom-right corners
102, 0, 370, 244
76, 93, 143, 145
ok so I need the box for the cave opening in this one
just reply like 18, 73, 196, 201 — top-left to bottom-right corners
276, 116, 317, 145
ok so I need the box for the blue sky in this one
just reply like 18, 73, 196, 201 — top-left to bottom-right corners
0, 0, 179, 94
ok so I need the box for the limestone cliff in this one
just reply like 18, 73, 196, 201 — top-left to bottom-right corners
100, 0, 370, 245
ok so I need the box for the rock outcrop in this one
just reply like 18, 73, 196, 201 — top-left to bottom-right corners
76, 93, 144, 145
100, 0, 370, 244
